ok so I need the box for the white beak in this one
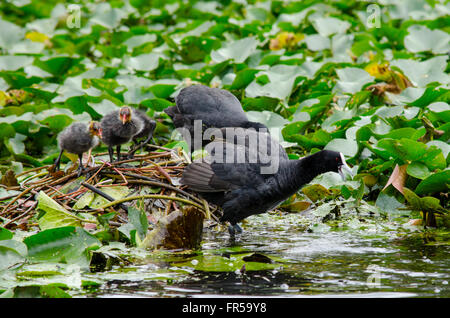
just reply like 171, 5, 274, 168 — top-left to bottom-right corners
338, 152, 353, 180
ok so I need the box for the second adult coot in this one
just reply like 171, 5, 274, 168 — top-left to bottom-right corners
181, 128, 352, 235
165, 85, 268, 153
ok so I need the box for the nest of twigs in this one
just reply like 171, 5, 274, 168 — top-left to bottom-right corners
0, 145, 221, 249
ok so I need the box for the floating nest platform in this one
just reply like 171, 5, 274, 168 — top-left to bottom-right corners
0, 146, 221, 250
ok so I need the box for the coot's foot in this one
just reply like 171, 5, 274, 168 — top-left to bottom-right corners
76, 166, 84, 177
227, 223, 243, 236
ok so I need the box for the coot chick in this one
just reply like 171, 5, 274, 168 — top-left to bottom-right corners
181, 131, 352, 235
101, 106, 143, 162
127, 108, 156, 158
54, 121, 102, 176
164, 85, 267, 153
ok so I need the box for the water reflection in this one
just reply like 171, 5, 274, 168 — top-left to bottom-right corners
81, 215, 450, 298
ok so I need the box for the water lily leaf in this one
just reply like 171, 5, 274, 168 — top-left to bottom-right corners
174, 251, 280, 272
246, 110, 292, 146
89, 186, 130, 209
281, 201, 311, 212
229, 68, 259, 90
245, 64, 301, 101
305, 34, 330, 51
415, 170, 450, 195
312, 17, 350, 37
0, 17, 25, 49
34, 56, 82, 77
406, 162, 431, 180
37, 191, 83, 230
5, 133, 27, 155
403, 188, 447, 215
73, 192, 95, 210
302, 184, 331, 202
378, 138, 426, 163
334, 67, 374, 94
285, 129, 331, 151
23, 227, 100, 269
128, 206, 148, 241
0, 228, 14, 241
404, 25, 450, 54
391, 56, 449, 88
0, 239, 28, 270
311, 201, 335, 218
324, 138, 358, 158
0, 56, 34, 71
375, 192, 407, 216
90, 3, 128, 29
123, 33, 158, 51
211, 37, 259, 64
124, 53, 161, 71
383, 164, 407, 194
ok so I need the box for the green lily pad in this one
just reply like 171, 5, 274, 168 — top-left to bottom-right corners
37, 191, 84, 230
415, 170, 450, 195
24, 226, 101, 269
404, 25, 450, 54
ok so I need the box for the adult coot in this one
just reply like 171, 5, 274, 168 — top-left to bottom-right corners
164, 85, 267, 153
101, 106, 144, 162
54, 121, 102, 176
127, 108, 156, 158
181, 128, 352, 235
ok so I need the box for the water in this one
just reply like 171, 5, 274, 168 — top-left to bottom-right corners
75, 213, 450, 298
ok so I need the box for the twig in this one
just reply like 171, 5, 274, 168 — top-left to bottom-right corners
97, 194, 205, 211
81, 182, 129, 212
104, 172, 203, 205
3, 201, 37, 228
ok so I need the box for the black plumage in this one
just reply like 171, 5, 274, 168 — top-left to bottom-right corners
54, 121, 102, 176
127, 108, 156, 158
164, 85, 268, 153
100, 106, 144, 162
181, 129, 352, 234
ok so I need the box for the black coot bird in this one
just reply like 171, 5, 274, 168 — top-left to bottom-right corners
127, 108, 156, 158
164, 85, 268, 153
54, 121, 102, 176
101, 106, 144, 162
181, 128, 352, 235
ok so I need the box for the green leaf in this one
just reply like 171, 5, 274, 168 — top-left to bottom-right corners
0, 56, 34, 71
324, 138, 358, 158
128, 206, 148, 240
88, 186, 130, 209
391, 56, 449, 88
245, 64, 302, 100
211, 37, 259, 64
0, 239, 28, 270
173, 252, 280, 272
404, 25, 450, 54
0, 228, 13, 241
378, 138, 427, 163
415, 170, 450, 195
334, 67, 374, 94
406, 162, 431, 180
37, 191, 84, 230
312, 17, 350, 37
23, 226, 101, 268
124, 53, 161, 71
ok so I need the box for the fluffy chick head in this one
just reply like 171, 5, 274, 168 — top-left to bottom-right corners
89, 121, 102, 138
119, 106, 132, 125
